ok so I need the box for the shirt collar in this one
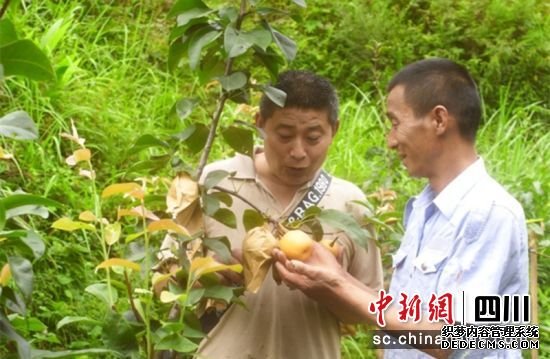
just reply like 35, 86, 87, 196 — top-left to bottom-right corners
229, 151, 257, 180
432, 157, 488, 220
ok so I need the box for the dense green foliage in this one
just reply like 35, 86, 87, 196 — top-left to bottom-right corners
0, 0, 548, 357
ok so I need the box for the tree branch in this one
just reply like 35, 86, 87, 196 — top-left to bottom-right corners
195, 0, 248, 179
0, 0, 11, 19
212, 185, 279, 226
123, 271, 143, 323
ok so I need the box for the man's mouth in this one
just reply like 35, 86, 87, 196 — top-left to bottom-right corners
286, 166, 308, 173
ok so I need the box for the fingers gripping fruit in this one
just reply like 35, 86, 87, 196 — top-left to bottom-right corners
278, 230, 341, 260
278, 230, 314, 261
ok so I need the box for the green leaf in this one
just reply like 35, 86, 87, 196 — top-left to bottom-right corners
0, 201, 5, 231
129, 134, 169, 153
0, 39, 55, 81
85, 283, 118, 306
227, 87, 250, 104
203, 169, 231, 190
31, 348, 123, 358
224, 27, 270, 58
187, 287, 205, 305
101, 311, 141, 355
176, 123, 209, 154
212, 208, 237, 229
202, 193, 220, 216
269, 28, 297, 61
0, 193, 60, 211
203, 237, 232, 263
175, 98, 199, 120
204, 285, 234, 303
0, 19, 18, 46
316, 209, 370, 248
177, 8, 215, 27
292, 0, 307, 7
168, 36, 188, 71
19, 231, 45, 259
219, 6, 239, 25
56, 316, 100, 330
188, 27, 221, 70
224, 26, 247, 58
222, 125, 254, 156
209, 191, 233, 207
169, 0, 209, 17
2, 286, 26, 315
10, 315, 47, 332
243, 28, 272, 51
10, 201, 50, 218
263, 85, 286, 107
197, 50, 225, 84
156, 334, 198, 353
254, 47, 284, 78
8, 256, 33, 299
243, 209, 265, 232
40, 18, 72, 53
0, 111, 38, 140
182, 325, 206, 339
0, 312, 31, 359
217, 71, 247, 91
256, 7, 290, 17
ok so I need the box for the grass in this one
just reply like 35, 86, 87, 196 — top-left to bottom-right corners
0, 0, 548, 357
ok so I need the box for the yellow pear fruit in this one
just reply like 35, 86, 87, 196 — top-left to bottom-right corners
278, 230, 314, 261
320, 238, 341, 257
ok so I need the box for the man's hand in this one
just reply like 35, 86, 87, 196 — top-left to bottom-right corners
272, 241, 347, 295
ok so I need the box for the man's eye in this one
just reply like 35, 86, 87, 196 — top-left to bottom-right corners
307, 137, 321, 143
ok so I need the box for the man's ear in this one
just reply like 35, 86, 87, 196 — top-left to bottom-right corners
255, 113, 265, 128
432, 106, 450, 136
331, 120, 340, 138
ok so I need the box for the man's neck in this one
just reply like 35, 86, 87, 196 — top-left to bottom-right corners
428, 142, 478, 194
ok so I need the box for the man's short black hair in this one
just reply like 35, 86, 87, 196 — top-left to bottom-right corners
260, 70, 339, 125
387, 58, 482, 142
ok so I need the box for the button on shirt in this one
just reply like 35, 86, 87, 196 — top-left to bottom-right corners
387, 158, 528, 359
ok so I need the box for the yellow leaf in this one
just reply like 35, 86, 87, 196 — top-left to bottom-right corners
96, 258, 140, 272
147, 219, 190, 236
104, 222, 121, 246
79, 211, 97, 222
125, 231, 145, 243
160, 290, 186, 304
152, 272, 172, 286
74, 148, 91, 162
52, 217, 96, 232
102, 182, 144, 200
0, 263, 11, 286
117, 208, 139, 219
190, 256, 242, 279
117, 206, 159, 221
0, 146, 14, 160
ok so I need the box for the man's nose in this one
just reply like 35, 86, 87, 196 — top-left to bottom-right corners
386, 131, 398, 149
289, 140, 307, 160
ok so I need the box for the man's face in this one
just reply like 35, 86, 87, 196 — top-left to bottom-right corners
258, 107, 337, 187
386, 85, 438, 178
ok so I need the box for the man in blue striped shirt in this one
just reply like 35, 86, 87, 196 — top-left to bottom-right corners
274, 58, 529, 359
